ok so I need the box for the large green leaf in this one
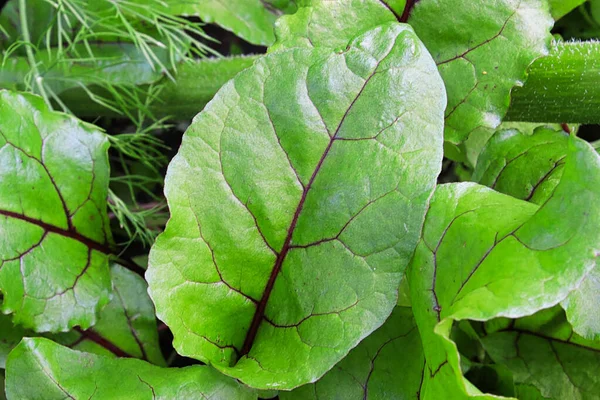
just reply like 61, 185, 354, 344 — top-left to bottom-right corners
0, 90, 112, 332
280, 306, 426, 399
548, 0, 588, 20
168, 0, 291, 46
408, 0, 553, 159
5, 337, 256, 399
147, 23, 446, 389
0, 264, 164, 365
473, 128, 600, 342
408, 137, 600, 399
482, 307, 600, 399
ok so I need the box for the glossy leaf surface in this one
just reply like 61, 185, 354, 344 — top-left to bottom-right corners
0, 90, 112, 332
280, 306, 426, 400
0, 264, 164, 365
147, 23, 446, 389
5, 338, 256, 400
409, 0, 553, 157
409, 137, 600, 399
474, 128, 600, 342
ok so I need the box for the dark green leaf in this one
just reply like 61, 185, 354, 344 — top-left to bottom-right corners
482, 307, 600, 399
0, 90, 113, 332
5, 338, 257, 399
147, 23, 446, 389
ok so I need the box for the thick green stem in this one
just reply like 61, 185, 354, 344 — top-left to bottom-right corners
506, 41, 600, 124
47, 42, 600, 124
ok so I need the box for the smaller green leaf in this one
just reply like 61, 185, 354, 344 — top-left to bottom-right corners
280, 306, 425, 400
473, 128, 569, 205
0, 90, 113, 332
481, 307, 600, 400
271, 0, 395, 52
167, 0, 287, 46
0, 264, 164, 365
409, 0, 553, 158
5, 337, 257, 399
548, 0, 588, 20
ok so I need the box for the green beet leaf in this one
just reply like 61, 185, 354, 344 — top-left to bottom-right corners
280, 306, 426, 400
168, 0, 291, 46
0, 264, 164, 365
473, 127, 600, 342
147, 23, 446, 389
408, 136, 600, 399
0, 90, 113, 332
482, 306, 600, 399
408, 0, 553, 159
5, 337, 257, 400
473, 127, 569, 205
272, 0, 553, 162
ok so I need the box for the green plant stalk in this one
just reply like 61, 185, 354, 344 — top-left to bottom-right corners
54, 42, 600, 124
18, 0, 50, 106
506, 41, 600, 124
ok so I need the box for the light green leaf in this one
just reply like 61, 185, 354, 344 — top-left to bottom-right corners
549, 0, 588, 20
280, 306, 426, 400
0, 264, 164, 365
168, 0, 290, 46
271, 0, 396, 52
147, 23, 446, 389
272, 0, 553, 162
473, 128, 600, 342
0, 90, 113, 332
482, 307, 600, 399
408, 0, 553, 159
408, 137, 600, 399
5, 337, 257, 400
473, 128, 569, 205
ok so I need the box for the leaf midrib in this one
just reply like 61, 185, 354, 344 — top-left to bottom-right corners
0, 209, 110, 254
239, 53, 388, 356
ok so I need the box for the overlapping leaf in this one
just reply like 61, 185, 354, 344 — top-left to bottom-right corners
281, 306, 426, 399
0, 264, 164, 365
147, 23, 446, 389
5, 338, 256, 399
168, 0, 294, 46
473, 128, 600, 342
482, 307, 600, 399
272, 0, 553, 163
0, 90, 113, 332
473, 128, 569, 205
408, 0, 553, 159
408, 136, 600, 399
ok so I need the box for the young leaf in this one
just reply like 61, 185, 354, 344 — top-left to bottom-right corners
5, 337, 257, 399
481, 307, 600, 399
147, 23, 446, 389
280, 306, 426, 400
472, 128, 569, 205
408, 137, 600, 399
0, 264, 164, 365
408, 0, 553, 159
168, 0, 287, 46
0, 90, 113, 332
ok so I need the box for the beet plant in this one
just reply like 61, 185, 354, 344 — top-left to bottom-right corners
1, 0, 599, 399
